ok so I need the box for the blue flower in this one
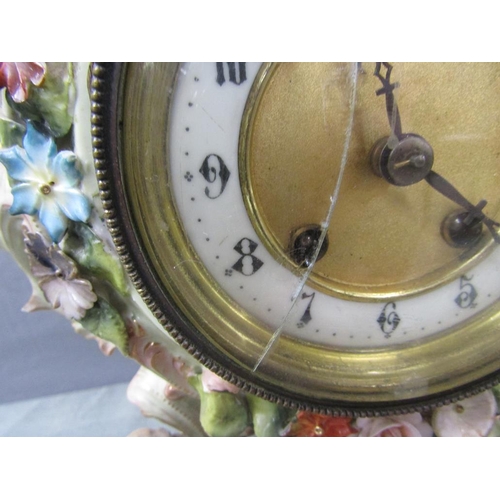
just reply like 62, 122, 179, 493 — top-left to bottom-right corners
0, 121, 91, 242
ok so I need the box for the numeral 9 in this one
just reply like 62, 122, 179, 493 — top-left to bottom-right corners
199, 154, 230, 199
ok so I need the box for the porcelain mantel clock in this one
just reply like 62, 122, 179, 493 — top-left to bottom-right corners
91, 62, 500, 414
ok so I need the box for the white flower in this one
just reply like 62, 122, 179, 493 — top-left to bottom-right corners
432, 391, 497, 437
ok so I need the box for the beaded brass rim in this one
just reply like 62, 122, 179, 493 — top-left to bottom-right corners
90, 62, 500, 416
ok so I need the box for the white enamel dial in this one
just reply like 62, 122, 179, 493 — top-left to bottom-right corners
169, 62, 500, 351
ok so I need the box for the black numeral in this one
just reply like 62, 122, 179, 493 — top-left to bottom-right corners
377, 302, 400, 338
232, 238, 264, 276
455, 275, 478, 309
297, 292, 316, 328
216, 63, 247, 86
199, 154, 230, 199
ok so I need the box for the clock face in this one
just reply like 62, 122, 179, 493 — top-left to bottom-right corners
92, 62, 500, 414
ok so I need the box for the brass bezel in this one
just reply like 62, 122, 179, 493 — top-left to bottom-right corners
91, 62, 500, 415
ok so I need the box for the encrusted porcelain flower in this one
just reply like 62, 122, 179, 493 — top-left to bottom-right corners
127, 367, 205, 436
200, 367, 239, 394
127, 320, 197, 397
287, 411, 356, 437
128, 428, 172, 437
432, 391, 497, 437
0, 121, 91, 243
24, 230, 97, 320
355, 412, 433, 437
0, 62, 46, 103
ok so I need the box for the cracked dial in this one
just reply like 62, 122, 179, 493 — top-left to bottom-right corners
95, 62, 500, 414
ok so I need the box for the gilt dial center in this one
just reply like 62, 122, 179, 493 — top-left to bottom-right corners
241, 62, 500, 300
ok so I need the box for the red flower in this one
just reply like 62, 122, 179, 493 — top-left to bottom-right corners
287, 411, 356, 437
0, 62, 45, 103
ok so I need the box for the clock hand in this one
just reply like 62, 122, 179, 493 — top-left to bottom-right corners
374, 62, 403, 144
425, 170, 500, 244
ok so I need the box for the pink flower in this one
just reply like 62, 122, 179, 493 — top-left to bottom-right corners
200, 367, 239, 394
127, 427, 172, 437
0, 62, 45, 103
126, 320, 197, 397
355, 413, 433, 437
23, 231, 97, 320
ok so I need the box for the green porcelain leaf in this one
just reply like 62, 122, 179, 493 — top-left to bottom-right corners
7, 63, 75, 138
63, 223, 128, 296
190, 376, 250, 437
78, 298, 128, 354
487, 420, 500, 437
246, 393, 291, 437
492, 384, 500, 406
0, 118, 24, 149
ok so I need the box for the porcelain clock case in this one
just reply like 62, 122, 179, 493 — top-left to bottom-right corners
92, 62, 500, 414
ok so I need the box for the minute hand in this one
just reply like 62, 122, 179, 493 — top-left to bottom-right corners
425, 170, 500, 243
374, 62, 403, 141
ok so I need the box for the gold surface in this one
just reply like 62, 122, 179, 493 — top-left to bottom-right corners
242, 63, 500, 300
115, 62, 500, 409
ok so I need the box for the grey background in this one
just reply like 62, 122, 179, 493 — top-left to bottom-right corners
0, 249, 140, 404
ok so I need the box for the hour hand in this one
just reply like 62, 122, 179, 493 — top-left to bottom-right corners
374, 62, 403, 142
